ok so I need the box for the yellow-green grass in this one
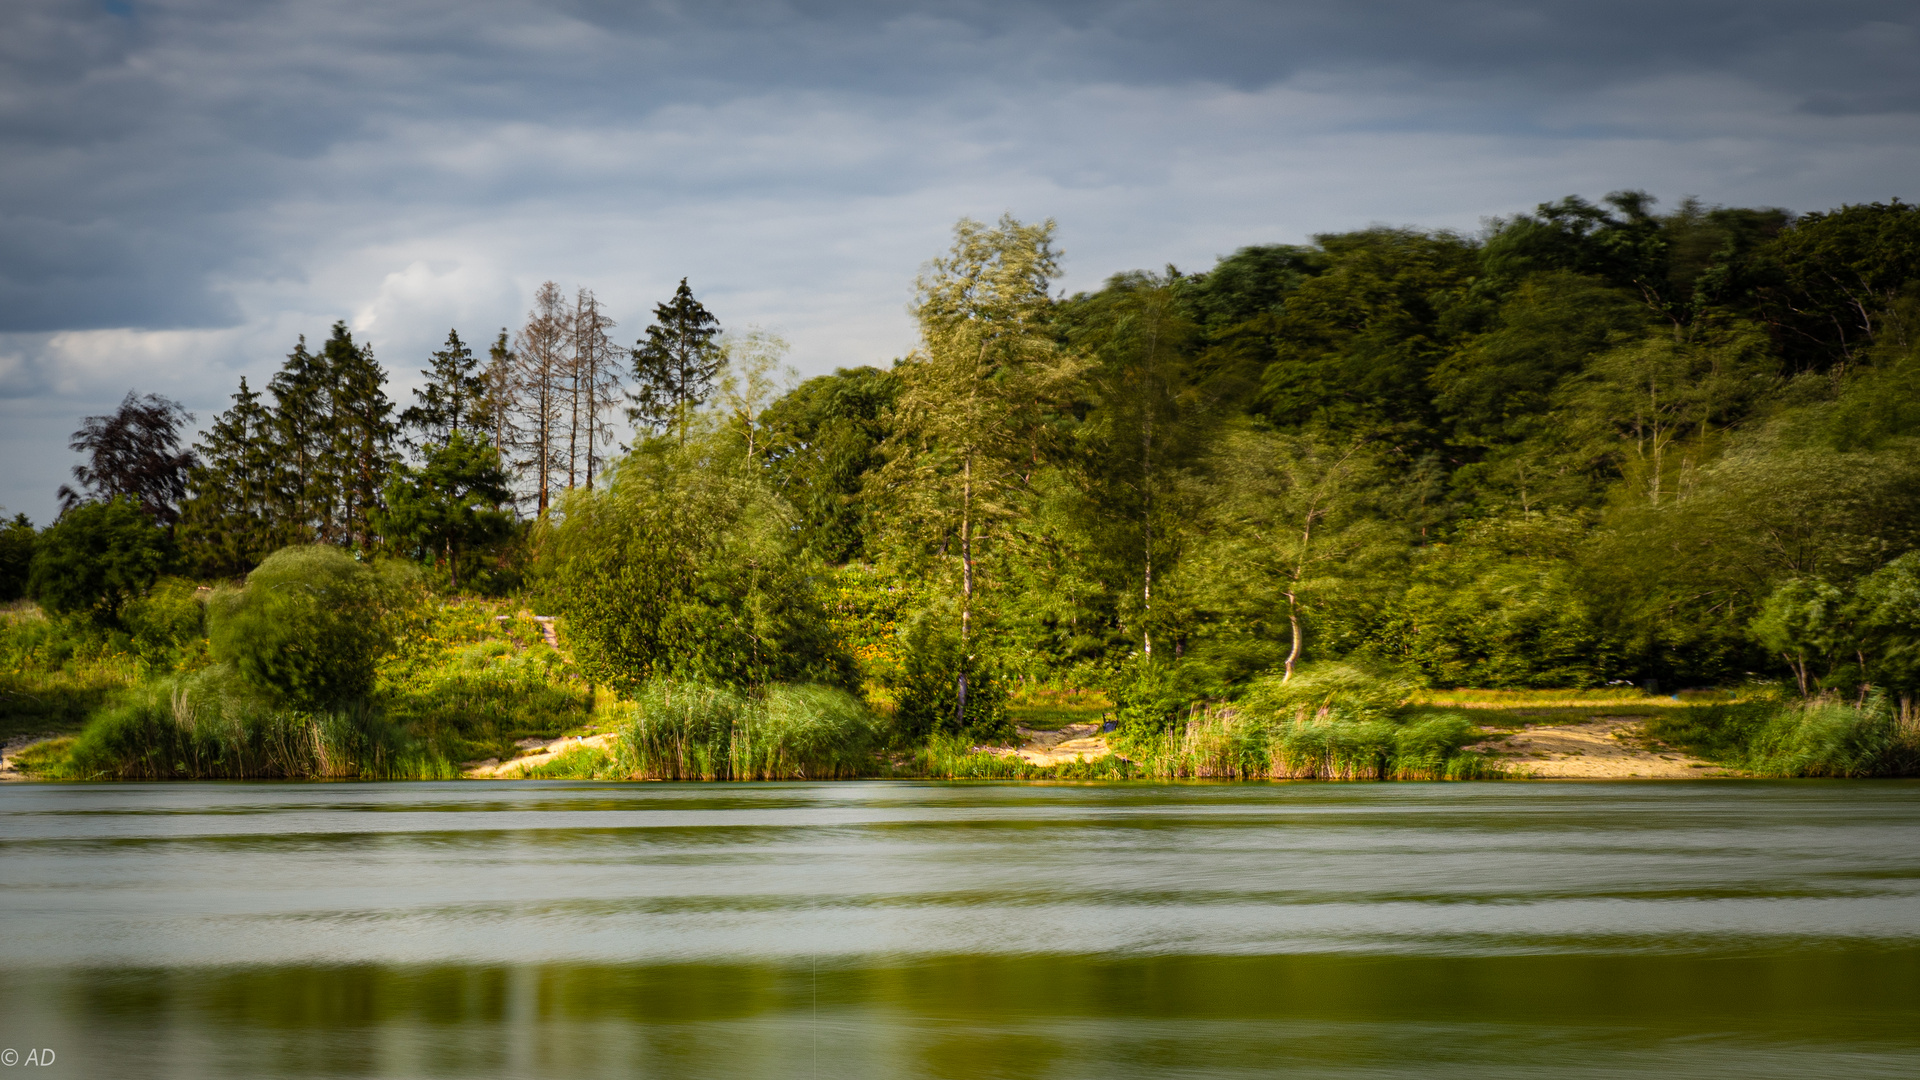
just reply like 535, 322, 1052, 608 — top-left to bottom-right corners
1006, 687, 1112, 732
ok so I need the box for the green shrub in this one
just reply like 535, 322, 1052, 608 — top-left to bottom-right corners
120, 577, 207, 671
58, 667, 433, 780
28, 498, 173, 624
208, 546, 417, 711
1240, 661, 1414, 723
889, 616, 1010, 744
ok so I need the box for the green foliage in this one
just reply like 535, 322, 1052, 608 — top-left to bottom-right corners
761, 366, 897, 562
616, 678, 881, 780
208, 546, 416, 711
376, 431, 516, 591
1239, 662, 1414, 723
545, 432, 851, 692
0, 513, 35, 602
1646, 694, 1919, 778
888, 615, 1011, 744
119, 577, 207, 671
1375, 514, 1611, 688
28, 498, 174, 624
58, 667, 433, 780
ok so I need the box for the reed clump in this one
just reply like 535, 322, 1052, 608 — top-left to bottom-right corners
1646, 692, 1920, 777
56, 667, 453, 780
616, 679, 882, 780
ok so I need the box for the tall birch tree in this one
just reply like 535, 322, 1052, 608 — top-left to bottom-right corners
877, 214, 1087, 723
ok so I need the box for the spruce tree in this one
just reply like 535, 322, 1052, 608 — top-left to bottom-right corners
179, 377, 280, 575
400, 329, 491, 451
320, 322, 399, 549
628, 278, 722, 444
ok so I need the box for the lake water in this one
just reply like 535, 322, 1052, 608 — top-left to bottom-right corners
2, 780, 1918, 1078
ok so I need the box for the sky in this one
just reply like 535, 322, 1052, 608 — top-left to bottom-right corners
3, 0, 1918, 522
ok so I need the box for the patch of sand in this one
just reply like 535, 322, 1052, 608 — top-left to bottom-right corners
1011, 723, 1112, 766
1469, 716, 1737, 778
464, 732, 617, 778
0, 734, 62, 781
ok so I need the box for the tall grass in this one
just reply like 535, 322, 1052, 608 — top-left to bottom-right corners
1115, 709, 1496, 780
616, 680, 882, 780
1644, 694, 1920, 777
55, 668, 453, 780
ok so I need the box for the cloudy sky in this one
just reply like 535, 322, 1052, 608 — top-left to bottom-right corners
3, 0, 1917, 521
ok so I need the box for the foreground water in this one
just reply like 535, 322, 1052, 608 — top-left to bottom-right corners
1, 781, 1917, 1078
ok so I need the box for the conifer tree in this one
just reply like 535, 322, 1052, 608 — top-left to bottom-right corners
179, 377, 280, 575
628, 278, 722, 445
512, 283, 571, 514
269, 335, 333, 540
569, 288, 621, 490
319, 322, 399, 549
401, 329, 492, 451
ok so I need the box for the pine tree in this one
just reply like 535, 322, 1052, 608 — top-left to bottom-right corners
400, 329, 492, 451
269, 335, 333, 540
483, 330, 520, 489
321, 322, 399, 549
179, 377, 279, 574
628, 278, 722, 445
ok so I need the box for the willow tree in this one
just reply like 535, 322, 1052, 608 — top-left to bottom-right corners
876, 215, 1086, 723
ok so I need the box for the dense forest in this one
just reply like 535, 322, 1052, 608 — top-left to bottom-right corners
5, 191, 1920, 780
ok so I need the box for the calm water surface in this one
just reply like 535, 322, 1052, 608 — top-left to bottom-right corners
2, 780, 1917, 1078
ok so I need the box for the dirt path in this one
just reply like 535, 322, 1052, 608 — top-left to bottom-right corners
1010, 723, 1112, 766
464, 732, 617, 778
1469, 717, 1737, 778
0, 734, 62, 782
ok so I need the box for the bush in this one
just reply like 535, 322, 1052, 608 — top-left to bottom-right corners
544, 434, 853, 693
1239, 661, 1414, 723
120, 577, 206, 670
0, 513, 34, 602
28, 498, 173, 624
59, 667, 430, 780
208, 546, 416, 711
888, 615, 1010, 744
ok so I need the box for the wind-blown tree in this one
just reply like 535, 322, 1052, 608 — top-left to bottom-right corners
874, 214, 1087, 726
1189, 431, 1399, 683
544, 428, 850, 692
713, 329, 795, 462
178, 377, 281, 576
760, 366, 898, 564
376, 431, 515, 591
1061, 270, 1209, 659
57, 391, 197, 527
28, 498, 174, 625
628, 278, 723, 444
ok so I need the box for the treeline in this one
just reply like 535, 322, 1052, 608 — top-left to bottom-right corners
9, 192, 1920, 735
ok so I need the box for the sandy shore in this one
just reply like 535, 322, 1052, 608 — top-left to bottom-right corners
1468, 717, 1738, 778
463, 732, 619, 778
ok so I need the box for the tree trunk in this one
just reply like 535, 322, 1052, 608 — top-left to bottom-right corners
1283, 590, 1302, 683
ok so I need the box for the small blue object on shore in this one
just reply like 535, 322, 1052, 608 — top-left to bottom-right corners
1101, 720, 1117, 733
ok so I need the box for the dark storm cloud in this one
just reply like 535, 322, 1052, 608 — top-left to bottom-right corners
2, 0, 1916, 333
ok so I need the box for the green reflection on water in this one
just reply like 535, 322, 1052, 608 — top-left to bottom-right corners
8, 951, 1920, 1079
